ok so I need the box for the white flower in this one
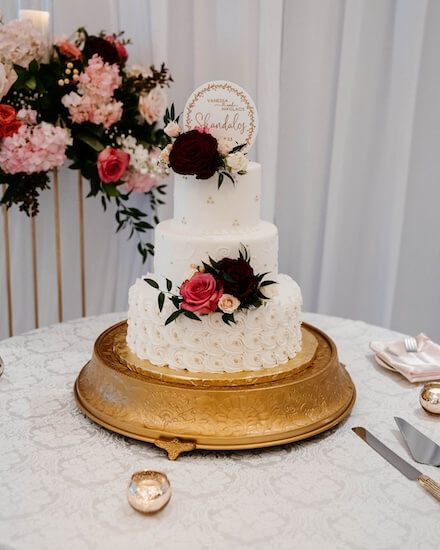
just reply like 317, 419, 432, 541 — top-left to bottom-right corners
0, 19, 47, 68
138, 87, 167, 125
126, 64, 151, 79
218, 294, 240, 314
217, 138, 232, 156
16, 108, 38, 124
164, 121, 180, 138
0, 62, 17, 100
260, 283, 278, 300
226, 151, 248, 173
159, 143, 172, 165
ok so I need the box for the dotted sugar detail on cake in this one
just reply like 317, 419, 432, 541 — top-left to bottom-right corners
127, 274, 303, 373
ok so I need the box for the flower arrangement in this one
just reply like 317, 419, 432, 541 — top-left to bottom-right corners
145, 247, 276, 325
159, 107, 249, 189
0, 17, 172, 261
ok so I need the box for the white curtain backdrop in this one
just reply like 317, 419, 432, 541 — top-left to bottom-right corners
1, 0, 439, 341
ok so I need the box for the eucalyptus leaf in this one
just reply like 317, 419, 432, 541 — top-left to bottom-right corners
144, 278, 159, 289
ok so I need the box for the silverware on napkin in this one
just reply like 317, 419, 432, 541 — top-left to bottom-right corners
352, 427, 440, 502
394, 417, 440, 466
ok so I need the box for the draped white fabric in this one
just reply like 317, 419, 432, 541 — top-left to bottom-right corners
1, 0, 439, 340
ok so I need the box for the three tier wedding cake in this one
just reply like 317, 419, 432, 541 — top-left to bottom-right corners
126, 81, 303, 373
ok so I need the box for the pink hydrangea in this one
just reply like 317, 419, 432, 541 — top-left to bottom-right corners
0, 122, 71, 174
62, 54, 123, 129
78, 54, 122, 99
122, 170, 158, 193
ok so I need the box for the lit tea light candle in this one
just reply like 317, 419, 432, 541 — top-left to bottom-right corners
19, 9, 50, 38
127, 470, 171, 514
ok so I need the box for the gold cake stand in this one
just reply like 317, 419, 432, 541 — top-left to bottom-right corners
74, 321, 356, 460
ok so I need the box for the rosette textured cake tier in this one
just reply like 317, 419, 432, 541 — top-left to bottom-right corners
127, 162, 303, 373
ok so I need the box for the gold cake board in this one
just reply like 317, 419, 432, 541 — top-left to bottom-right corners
74, 321, 356, 460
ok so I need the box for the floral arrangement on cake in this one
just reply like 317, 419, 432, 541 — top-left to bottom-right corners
145, 247, 276, 325
0, 16, 172, 261
158, 106, 249, 189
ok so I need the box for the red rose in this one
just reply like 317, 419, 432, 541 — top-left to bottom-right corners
105, 35, 128, 62
97, 148, 130, 183
0, 104, 17, 125
169, 129, 219, 180
218, 257, 259, 301
180, 272, 223, 314
0, 120, 21, 138
88, 37, 120, 65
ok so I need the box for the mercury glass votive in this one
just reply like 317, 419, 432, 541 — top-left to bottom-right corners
127, 470, 171, 514
420, 382, 440, 415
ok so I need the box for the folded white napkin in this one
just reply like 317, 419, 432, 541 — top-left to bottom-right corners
370, 333, 440, 383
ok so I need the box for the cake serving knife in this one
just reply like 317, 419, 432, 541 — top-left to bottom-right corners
394, 417, 440, 466
352, 427, 440, 502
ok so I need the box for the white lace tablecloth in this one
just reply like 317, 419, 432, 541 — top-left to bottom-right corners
1, 312, 439, 550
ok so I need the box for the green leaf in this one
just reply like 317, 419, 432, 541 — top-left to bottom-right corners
170, 295, 181, 308
158, 292, 165, 312
104, 185, 120, 197
221, 272, 236, 283
166, 278, 172, 292
223, 171, 235, 184
77, 132, 105, 152
165, 310, 182, 325
183, 311, 201, 321
144, 278, 159, 289
217, 172, 224, 189
260, 280, 277, 287
28, 59, 39, 74
25, 76, 37, 90
222, 313, 236, 325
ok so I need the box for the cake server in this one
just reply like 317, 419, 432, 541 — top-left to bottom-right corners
394, 417, 440, 466
352, 427, 440, 502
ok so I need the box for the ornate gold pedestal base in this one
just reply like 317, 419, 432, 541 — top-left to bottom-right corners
74, 321, 356, 460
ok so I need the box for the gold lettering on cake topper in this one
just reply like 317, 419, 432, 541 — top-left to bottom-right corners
184, 81, 258, 151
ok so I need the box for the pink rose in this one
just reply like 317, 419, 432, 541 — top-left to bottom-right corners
58, 40, 82, 60
105, 35, 128, 62
138, 87, 167, 125
97, 147, 130, 183
194, 126, 210, 133
180, 272, 223, 314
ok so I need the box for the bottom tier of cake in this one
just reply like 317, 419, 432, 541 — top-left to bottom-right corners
127, 273, 303, 373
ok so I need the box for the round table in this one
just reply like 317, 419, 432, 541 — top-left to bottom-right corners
0, 312, 439, 550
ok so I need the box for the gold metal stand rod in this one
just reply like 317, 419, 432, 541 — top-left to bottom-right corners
2, 184, 13, 336
53, 169, 63, 322
78, 172, 86, 317
31, 216, 39, 328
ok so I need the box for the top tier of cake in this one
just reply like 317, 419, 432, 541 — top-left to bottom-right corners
172, 161, 261, 235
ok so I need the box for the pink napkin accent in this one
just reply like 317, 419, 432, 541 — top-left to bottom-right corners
370, 333, 440, 383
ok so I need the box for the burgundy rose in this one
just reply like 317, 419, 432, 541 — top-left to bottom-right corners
88, 37, 120, 65
180, 272, 223, 314
169, 129, 219, 180
105, 35, 128, 63
97, 147, 130, 183
218, 258, 259, 301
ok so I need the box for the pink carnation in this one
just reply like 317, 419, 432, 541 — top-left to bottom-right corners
0, 122, 71, 174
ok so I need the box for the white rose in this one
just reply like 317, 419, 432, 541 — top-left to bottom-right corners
126, 64, 151, 79
260, 282, 278, 300
138, 87, 167, 125
0, 62, 17, 100
218, 294, 240, 314
217, 138, 232, 156
159, 143, 172, 164
226, 151, 248, 173
164, 121, 181, 138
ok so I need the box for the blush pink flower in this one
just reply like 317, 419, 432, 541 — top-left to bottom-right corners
0, 122, 71, 174
194, 126, 210, 133
122, 170, 158, 193
180, 272, 223, 314
97, 147, 130, 183
78, 54, 121, 99
138, 87, 167, 125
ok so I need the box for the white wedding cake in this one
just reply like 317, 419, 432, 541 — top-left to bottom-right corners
126, 81, 303, 373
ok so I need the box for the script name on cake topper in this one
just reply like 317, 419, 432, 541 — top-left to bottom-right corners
183, 80, 259, 152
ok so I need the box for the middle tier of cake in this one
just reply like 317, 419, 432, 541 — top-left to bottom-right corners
154, 219, 279, 284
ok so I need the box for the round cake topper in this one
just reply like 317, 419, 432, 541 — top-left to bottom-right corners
183, 80, 258, 152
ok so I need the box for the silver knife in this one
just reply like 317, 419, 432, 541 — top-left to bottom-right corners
395, 417, 440, 466
352, 427, 440, 502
